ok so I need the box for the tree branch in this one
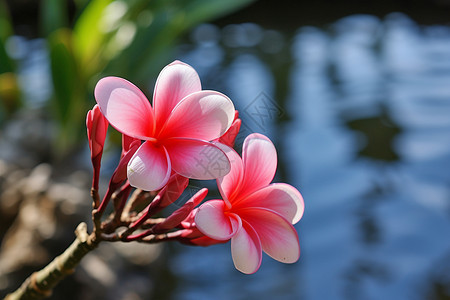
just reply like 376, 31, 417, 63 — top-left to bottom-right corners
4, 223, 99, 300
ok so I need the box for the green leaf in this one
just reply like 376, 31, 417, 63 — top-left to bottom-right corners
0, 0, 14, 73
72, 0, 113, 73
0, 72, 21, 116
183, 0, 256, 27
48, 29, 77, 123
40, 0, 68, 36
0, 36, 13, 74
102, 0, 256, 83
49, 29, 91, 156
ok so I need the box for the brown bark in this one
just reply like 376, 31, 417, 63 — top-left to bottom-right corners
4, 223, 98, 300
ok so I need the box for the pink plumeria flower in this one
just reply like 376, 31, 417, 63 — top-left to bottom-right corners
195, 133, 305, 274
94, 61, 235, 191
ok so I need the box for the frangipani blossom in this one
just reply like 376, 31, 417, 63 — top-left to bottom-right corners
95, 61, 235, 191
195, 133, 304, 274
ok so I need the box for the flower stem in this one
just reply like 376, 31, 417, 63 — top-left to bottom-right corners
4, 223, 99, 300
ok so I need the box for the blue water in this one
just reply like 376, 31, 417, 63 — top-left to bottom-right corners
170, 13, 450, 300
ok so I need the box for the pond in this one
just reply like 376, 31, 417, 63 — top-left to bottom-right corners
167, 12, 450, 300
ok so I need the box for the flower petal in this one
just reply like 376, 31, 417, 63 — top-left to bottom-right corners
159, 90, 235, 141
95, 77, 154, 140
231, 222, 262, 274
239, 208, 300, 264
164, 138, 231, 180
127, 141, 171, 191
214, 142, 244, 204
195, 200, 241, 240
235, 183, 305, 224
241, 133, 277, 197
153, 61, 202, 128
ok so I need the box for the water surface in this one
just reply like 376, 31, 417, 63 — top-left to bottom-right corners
170, 13, 450, 300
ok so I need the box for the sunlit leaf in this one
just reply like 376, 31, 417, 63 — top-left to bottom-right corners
0, 1, 13, 73
49, 29, 77, 122
49, 28, 91, 156
103, 0, 256, 85
72, 0, 113, 75
184, 0, 256, 27
0, 2, 20, 118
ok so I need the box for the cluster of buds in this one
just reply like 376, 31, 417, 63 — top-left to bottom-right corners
86, 104, 241, 247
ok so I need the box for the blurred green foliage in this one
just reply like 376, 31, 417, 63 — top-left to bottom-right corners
1, 0, 255, 157
0, 1, 20, 123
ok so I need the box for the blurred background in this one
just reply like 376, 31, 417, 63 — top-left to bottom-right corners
1, 0, 450, 299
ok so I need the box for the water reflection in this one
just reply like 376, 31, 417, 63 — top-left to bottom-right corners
173, 13, 450, 300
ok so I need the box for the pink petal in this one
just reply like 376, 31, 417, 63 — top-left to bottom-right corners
239, 208, 300, 264
214, 142, 244, 204
195, 200, 241, 240
235, 183, 305, 224
164, 138, 231, 180
241, 133, 278, 197
95, 77, 154, 140
159, 90, 235, 141
127, 141, 171, 191
231, 222, 262, 274
153, 61, 202, 128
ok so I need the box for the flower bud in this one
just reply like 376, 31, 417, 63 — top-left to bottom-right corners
86, 104, 108, 159
217, 110, 241, 147
152, 188, 208, 233
86, 104, 108, 190
159, 173, 189, 208
111, 140, 140, 186
121, 134, 140, 158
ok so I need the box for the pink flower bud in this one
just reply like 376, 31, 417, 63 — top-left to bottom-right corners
152, 188, 208, 233
96, 135, 140, 214
86, 104, 108, 159
189, 235, 226, 246
159, 173, 189, 208
121, 134, 140, 158
177, 228, 225, 246
216, 110, 241, 147
86, 104, 109, 190
111, 140, 140, 186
